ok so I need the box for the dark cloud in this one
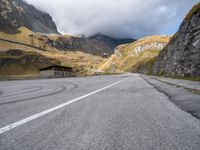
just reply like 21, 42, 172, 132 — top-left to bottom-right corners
24, 0, 199, 38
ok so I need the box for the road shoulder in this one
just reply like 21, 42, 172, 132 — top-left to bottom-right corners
142, 75, 200, 119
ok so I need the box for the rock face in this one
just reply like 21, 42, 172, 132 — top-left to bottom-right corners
153, 3, 200, 77
0, 0, 58, 34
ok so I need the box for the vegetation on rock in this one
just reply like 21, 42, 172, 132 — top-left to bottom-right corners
99, 36, 170, 73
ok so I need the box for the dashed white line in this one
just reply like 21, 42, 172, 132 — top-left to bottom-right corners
0, 78, 128, 134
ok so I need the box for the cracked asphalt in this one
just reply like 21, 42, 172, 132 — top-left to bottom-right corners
0, 74, 200, 150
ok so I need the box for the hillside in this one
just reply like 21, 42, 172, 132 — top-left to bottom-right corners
99, 36, 170, 73
0, 27, 106, 77
46, 34, 135, 57
153, 2, 200, 78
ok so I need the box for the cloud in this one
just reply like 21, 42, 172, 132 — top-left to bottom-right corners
24, 0, 198, 38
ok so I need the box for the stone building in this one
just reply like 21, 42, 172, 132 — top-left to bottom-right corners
39, 65, 73, 78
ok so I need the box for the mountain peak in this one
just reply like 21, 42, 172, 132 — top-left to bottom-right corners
0, 0, 59, 34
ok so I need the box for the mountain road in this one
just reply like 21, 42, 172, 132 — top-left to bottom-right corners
0, 74, 200, 150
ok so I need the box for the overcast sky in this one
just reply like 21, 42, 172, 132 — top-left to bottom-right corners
24, 0, 199, 39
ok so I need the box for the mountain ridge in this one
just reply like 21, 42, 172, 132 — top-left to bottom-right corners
0, 0, 135, 57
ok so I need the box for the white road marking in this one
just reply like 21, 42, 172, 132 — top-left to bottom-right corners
0, 78, 128, 134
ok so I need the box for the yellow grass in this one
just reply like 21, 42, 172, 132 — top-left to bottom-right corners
99, 35, 171, 73
0, 27, 106, 76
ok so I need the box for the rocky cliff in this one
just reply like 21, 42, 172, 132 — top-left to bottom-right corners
0, 0, 58, 34
153, 2, 200, 77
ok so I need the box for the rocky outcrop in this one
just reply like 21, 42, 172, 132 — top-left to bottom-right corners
153, 3, 200, 77
0, 0, 58, 34
134, 42, 166, 55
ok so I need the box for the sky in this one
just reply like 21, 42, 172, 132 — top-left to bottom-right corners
24, 0, 199, 39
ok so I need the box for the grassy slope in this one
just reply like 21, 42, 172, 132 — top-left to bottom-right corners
99, 36, 170, 73
0, 27, 67, 52
0, 27, 105, 76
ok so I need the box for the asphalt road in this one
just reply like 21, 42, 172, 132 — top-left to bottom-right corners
0, 74, 200, 150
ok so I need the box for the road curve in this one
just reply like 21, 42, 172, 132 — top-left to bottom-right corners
0, 74, 200, 150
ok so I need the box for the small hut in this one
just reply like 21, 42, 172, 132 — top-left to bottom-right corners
39, 65, 73, 78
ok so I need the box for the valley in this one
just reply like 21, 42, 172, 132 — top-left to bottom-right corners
0, 1, 200, 149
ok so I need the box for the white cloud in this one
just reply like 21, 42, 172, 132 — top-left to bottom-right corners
24, 0, 199, 38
